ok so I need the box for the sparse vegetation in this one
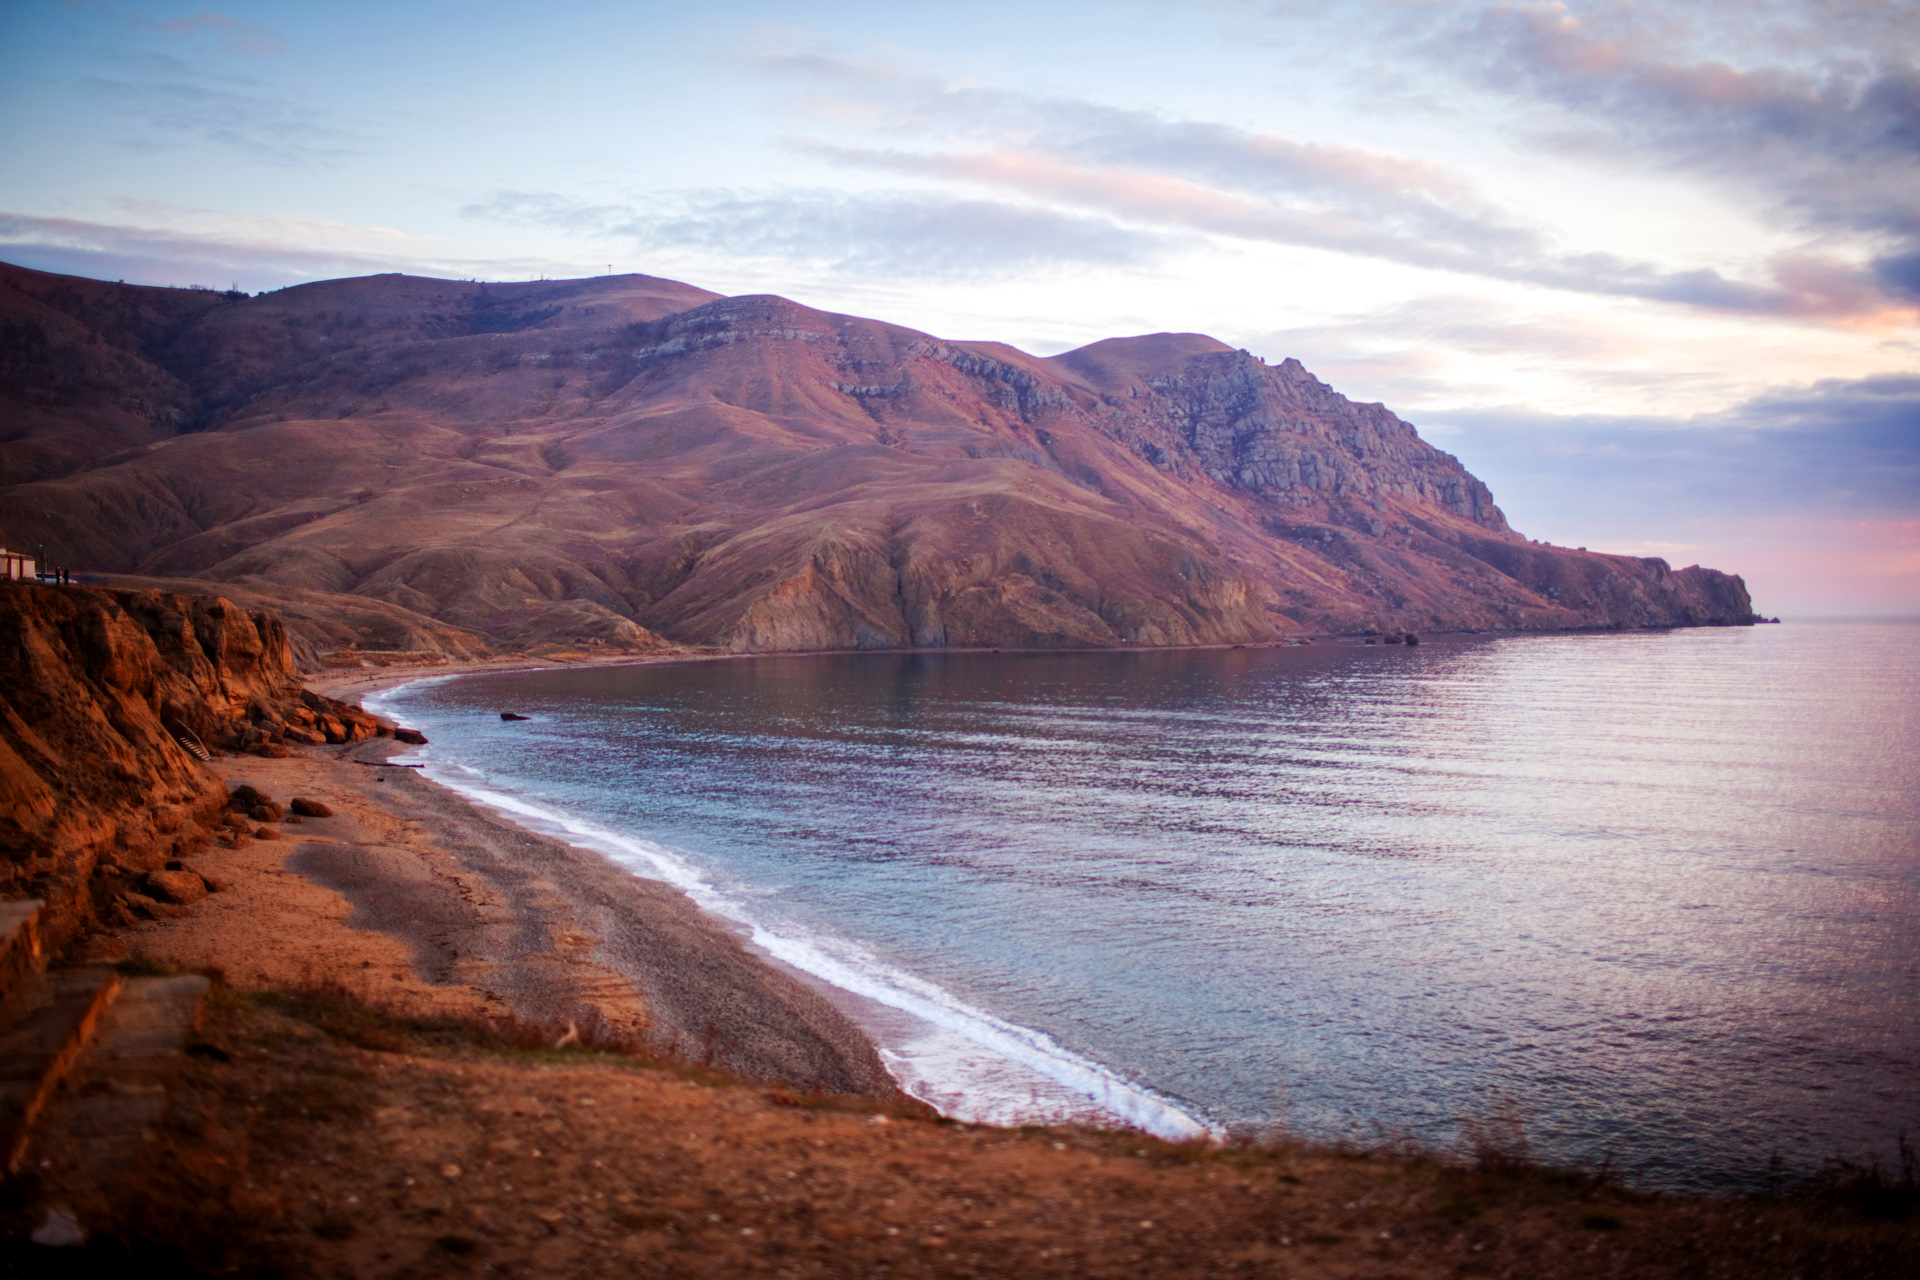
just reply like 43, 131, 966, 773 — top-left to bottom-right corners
1809, 1135, 1919, 1223
7, 978, 1910, 1278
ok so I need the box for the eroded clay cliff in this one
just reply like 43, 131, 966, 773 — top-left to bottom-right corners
0, 582, 401, 949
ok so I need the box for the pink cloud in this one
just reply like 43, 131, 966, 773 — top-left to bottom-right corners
155, 10, 237, 35
152, 9, 285, 56
805, 140, 1901, 320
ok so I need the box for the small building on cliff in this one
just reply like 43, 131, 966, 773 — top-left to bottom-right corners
0, 548, 36, 580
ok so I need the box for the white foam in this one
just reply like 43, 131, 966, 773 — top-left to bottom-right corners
362, 676, 453, 723
359, 688, 1212, 1140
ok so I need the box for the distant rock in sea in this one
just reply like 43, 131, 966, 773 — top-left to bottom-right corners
0, 262, 1754, 659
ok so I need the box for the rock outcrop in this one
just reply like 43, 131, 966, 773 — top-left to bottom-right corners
0, 582, 401, 949
0, 263, 1755, 654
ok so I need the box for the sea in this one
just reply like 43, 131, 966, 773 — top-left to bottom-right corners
366, 621, 1920, 1195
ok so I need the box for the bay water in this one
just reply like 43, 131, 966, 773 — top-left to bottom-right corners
369, 623, 1919, 1194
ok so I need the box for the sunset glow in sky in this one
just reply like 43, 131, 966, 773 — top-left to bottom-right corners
3, 0, 1915, 613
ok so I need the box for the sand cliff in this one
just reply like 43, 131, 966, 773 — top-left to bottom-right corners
0, 580, 399, 946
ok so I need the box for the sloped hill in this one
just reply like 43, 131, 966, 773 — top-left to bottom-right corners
0, 262, 1752, 653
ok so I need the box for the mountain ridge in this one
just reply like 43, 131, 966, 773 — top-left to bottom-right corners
0, 261, 1753, 656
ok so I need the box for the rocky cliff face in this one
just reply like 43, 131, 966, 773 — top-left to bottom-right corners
0, 582, 398, 949
0, 263, 1754, 654
1056, 338, 1508, 528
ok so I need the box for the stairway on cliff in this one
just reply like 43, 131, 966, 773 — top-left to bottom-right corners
0, 901, 211, 1248
168, 729, 213, 764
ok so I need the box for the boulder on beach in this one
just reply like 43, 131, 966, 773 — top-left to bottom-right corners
142, 868, 208, 905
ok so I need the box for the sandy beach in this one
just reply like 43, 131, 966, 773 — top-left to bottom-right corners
116, 709, 895, 1097
300, 647, 708, 704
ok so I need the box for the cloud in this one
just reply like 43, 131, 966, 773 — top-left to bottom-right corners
154, 12, 236, 35
762, 53, 1907, 320
1430, 2, 1920, 299
86, 73, 354, 164
151, 10, 285, 57
644, 193, 1172, 279
1421, 375, 1920, 522
463, 192, 640, 237
1236, 293, 1671, 409
1410, 369, 1920, 610
466, 189, 1176, 281
808, 141, 1849, 312
221, 26, 285, 57
0, 210, 578, 291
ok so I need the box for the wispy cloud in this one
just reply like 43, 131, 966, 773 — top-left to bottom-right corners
154, 12, 234, 36
462, 192, 640, 237
466, 188, 1176, 280
1429, 2, 1920, 304
759, 53, 1909, 320
1424, 374, 1920, 520
84, 71, 354, 165
150, 9, 286, 57
0, 210, 576, 290
1237, 292, 1685, 410
1415, 368, 1920, 609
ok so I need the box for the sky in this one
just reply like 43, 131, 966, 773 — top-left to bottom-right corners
2, 0, 1915, 614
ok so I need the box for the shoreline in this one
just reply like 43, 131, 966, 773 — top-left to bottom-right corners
303, 624, 1784, 1142
117, 733, 899, 1098
356, 672, 1211, 1139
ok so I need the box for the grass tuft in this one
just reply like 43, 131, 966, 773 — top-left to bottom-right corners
1809, 1133, 1918, 1223
112, 957, 178, 978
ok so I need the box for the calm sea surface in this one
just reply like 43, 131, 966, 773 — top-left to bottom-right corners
371, 623, 1919, 1193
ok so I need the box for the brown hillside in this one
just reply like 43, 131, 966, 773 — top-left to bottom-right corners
0, 262, 1752, 654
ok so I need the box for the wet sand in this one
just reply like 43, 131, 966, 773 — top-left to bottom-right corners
123, 736, 895, 1097
302, 650, 694, 704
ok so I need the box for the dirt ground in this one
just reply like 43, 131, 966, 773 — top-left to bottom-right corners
5, 984, 1914, 1279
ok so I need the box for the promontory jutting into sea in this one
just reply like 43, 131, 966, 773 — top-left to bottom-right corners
0, 266, 1755, 655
